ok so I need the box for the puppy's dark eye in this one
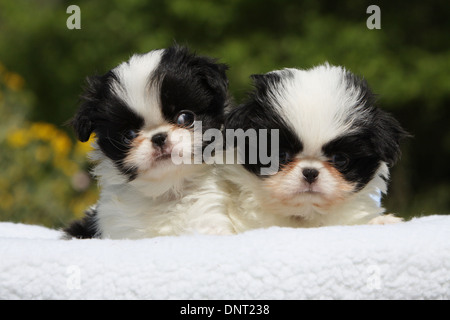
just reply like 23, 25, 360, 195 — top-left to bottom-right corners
176, 110, 196, 128
279, 150, 292, 166
122, 129, 138, 144
330, 153, 350, 169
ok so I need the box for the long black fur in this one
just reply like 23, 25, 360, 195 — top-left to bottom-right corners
63, 206, 99, 239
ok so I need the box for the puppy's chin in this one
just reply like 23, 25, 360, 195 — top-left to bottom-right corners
128, 148, 201, 184
120, 125, 200, 181
135, 154, 180, 181
136, 157, 202, 183
261, 159, 356, 216
123, 146, 204, 199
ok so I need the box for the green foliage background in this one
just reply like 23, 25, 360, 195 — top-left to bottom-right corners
0, 0, 449, 228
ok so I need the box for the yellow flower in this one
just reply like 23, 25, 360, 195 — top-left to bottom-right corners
7, 128, 31, 148
30, 122, 58, 140
3, 72, 25, 91
51, 133, 72, 158
75, 133, 96, 156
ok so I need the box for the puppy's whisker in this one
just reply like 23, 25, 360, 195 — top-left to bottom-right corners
106, 135, 130, 153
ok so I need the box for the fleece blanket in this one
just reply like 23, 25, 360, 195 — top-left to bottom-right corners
0, 215, 449, 300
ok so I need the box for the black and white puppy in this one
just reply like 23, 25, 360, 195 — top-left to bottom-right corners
65, 46, 234, 239
223, 64, 408, 231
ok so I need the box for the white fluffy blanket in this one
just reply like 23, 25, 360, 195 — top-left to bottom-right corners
0, 215, 449, 299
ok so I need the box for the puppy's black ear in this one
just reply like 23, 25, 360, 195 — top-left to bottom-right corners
201, 61, 229, 97
251, 71, 284, 86
225, 73, 276, 131
71, 73, 111, 142
249, 72, 285, 102
250, 74, 266, 88
372, 110, 410, 166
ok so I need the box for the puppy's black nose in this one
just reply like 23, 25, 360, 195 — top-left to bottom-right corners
151, 132, 168, 148
302, 168, 319, 184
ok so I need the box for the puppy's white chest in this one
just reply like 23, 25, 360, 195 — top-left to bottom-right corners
97, 178, 234, 239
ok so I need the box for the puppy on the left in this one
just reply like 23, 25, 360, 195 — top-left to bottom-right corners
64, 46, 234, 239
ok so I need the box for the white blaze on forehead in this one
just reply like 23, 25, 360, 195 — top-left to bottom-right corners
112, 49, 164, 126
269, 64, 365, 156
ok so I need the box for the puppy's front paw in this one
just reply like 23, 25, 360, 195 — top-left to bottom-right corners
368, 214, 403, 225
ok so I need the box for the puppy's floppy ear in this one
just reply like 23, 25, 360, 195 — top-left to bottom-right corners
201, 61, 229, 96
250, 74, 266, 88
372, 109, 410, 166
251, 72, 284, 86
250, 72, 285, 102
71, 73, 110, 142
225, 73, 276, 130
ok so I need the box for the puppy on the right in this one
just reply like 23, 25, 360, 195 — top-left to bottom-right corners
223, 64, 408, 231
